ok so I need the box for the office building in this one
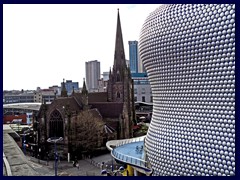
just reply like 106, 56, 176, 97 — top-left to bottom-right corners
132, 73, 152, 103
128, 41, 139, 73
4, 91, 34, 104
61, 80, 79, 95
85, 60, 101, 92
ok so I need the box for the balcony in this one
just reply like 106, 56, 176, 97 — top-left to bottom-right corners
108, 136, 152, 174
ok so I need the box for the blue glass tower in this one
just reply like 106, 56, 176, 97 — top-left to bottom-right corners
128, 41, 139, 73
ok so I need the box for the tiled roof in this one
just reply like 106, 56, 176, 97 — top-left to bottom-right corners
89, 102, 123, 118
70, 93, 83, 105
88, 92, 108, 102
105, 121, 119, 131
87, 108, 103, 120
45, 97, 82, 118
71, 92, 108, 103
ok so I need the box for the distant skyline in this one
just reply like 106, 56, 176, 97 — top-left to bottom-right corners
3, 4, 161, 90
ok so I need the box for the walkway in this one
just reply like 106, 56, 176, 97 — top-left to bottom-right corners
3, 124, 113, 176
3, 125, 39, 176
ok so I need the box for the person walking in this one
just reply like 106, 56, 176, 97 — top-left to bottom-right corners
46, 152, 49, 166
100, 162, 105, 170
76, 162, 79, 170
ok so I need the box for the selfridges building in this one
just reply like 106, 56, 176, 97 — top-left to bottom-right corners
139, 4, 235, 176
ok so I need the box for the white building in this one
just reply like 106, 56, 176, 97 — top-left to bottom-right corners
85, 60, 101, 92
132, 73, 152, 103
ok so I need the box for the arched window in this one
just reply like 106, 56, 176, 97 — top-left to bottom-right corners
49, 110, 64, 138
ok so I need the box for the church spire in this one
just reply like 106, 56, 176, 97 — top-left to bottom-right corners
81, 78, 88, 110
71, 86, 75, 95
82, 78, 88, 95
61, 78, 68, 97
113, 9, 126, 71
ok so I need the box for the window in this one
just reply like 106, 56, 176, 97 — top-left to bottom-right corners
142, 96, 145, 102
117, 92, 120, 98
151, 96, 153, 102
49, 110, 64, 138
134, 88, 137, 94
142, 88, 146, 94
134, 97, 137, 102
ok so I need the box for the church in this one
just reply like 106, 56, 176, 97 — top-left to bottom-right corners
35, 10, 135, 160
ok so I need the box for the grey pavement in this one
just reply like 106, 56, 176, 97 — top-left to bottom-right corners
3, 125, 40, 176
3, 124, 116, 176
26, 155, 102, 176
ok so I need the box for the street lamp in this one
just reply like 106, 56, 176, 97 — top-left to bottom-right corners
47, 137, 63, 176
20, 129, 31, 155
38, 148, 41, 163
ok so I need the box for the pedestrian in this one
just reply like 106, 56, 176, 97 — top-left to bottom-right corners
100, 162, 105, 170
46, 152, 49, 166
74, 157, 78, 168
76, 162, 79, 170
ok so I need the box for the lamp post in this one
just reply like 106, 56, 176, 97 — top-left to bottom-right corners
47, 137, 63, 176
23, 134, 26, 155
38, 148, 41, 163
112, 157, 114, 172
21, 129, 30, 155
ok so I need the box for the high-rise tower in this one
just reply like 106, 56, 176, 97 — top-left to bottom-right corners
128, 40, 139, 73
85, 60, 100, 92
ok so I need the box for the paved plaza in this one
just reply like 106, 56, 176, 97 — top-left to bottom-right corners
3, 125, 114, 176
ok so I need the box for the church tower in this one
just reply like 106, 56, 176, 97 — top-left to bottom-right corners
61, 79, 68, 97
107, 9, 134, 139
107, 9, 129, 102
81, 78, 89, 110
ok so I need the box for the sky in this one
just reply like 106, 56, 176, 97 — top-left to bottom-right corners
3, 4, 161, 91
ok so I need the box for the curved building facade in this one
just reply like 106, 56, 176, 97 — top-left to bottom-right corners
139, 4, 235, 176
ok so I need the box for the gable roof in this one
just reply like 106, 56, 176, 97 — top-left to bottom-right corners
46, 97, 82, 118
88, 92, 108, 102
89, 102, 123, 118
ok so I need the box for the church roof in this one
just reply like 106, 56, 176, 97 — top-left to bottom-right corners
46, 97, 82, 118
105, 121, 119, 132
71, 93, 84, 104
71, 92, 108, 103
88, 92, 108, 102
90, 102, 123, 118
87, 108, 103, 120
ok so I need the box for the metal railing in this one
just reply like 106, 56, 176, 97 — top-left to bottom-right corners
111, 148, 150, 169
110, 136, 151, 170
115, 136, 145, 147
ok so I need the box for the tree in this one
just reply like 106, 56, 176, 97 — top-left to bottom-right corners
71, 109, 106, 154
